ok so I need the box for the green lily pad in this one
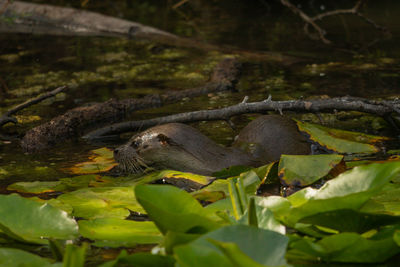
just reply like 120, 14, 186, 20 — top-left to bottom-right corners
192, 179, 229, 203
300, 209, 400, 233
135, 184, 220, 234
78, 218, 162, 248
192, 164, 271, 203
0, 194, 78, 244
57, 187, 144, 219
174, 225, 289, 267
282, 162, 400, 226
361, 183, 400, 215
288, 231, 400, 263
296, 120, 388, 154
68, 147, 117, 174
122, 170, 214, 191
99, 252, 175, 267
29, 197, 74, 215
278, 154, 344, 186
7, 181, 63, 194
0, 248, 60, 267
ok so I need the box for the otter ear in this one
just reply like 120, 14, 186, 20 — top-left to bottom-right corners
157, 134, 171, 146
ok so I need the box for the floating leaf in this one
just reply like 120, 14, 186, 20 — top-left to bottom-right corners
278, 154, 344, 186
300, 209, 400, 233
174, 225, 289, 267
122, 170, 214, 191
192, 179, 229, 203
7, 181, 63, 194
99, 252, 174, 267
296, 120, 388, 153
0, 194, 78, 244
0, 248, 60, 267
57, 187, 144, 219
276, 162, 400, 227
78, 218, 162, 248
288, 230, 400, 263
361, 183, 400, 215
68, 148, 117, 174
135, 184, 220, 234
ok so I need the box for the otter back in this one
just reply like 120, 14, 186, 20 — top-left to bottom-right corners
233, 115, 310, 163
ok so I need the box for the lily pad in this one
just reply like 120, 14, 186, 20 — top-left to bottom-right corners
281, 162, 400, 226
68, 148, 117, 174
99, 252, 175, 267
122, 170, 214, 191
288, 231, 400, 263
78, 218, 162, 248
278, 154, 344, 186
174, 225, 289, 267
0, 248, 60, 267
7, 180, 63, 194
296, 120, 388, 154
135, 184, 220, 234
7, 175, 109, 194
57, 187, 144, 219
0, 194, 78, 244
300, 209, 400, 233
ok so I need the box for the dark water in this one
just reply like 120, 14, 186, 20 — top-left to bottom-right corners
0, 0, 400, 185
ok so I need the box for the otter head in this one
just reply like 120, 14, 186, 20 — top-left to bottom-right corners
114, 130, 177, 174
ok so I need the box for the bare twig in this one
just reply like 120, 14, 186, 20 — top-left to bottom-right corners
83, 96, 400, 140
172, 0, 189, 9
280, 0, 330, 44
281, 0, 389, 45
0, 86, 67, 127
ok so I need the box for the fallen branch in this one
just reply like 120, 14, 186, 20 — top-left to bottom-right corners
84, 96, 400, 140
0, 85, 67, 128
21, 58, 241, 152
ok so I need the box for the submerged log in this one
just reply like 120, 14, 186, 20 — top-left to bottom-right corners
21, 58, 241, 152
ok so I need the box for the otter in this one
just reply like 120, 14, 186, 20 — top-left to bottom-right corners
114, 115, 310, 175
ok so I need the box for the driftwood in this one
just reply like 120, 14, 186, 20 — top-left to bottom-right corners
83, 96, 400, 140
21, 58, 241, 152
0, 86, 67, 128
0, 1, 299, 64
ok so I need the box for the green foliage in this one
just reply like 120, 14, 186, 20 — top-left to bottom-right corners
0, 194, 78, 244
1, 135, 400, 265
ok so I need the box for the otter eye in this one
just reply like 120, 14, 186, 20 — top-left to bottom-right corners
131, 140, 140, 149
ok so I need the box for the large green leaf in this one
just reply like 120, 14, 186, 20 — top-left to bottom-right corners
7, 175, 106, 194
296, 120, 388, 153
0, 248, 61, 267
57, 187, 144, 219
0, 194, 78, 244
278, 154, 344, 186
100, 252, 175, 267
361, 183, 400, 215
135, 184, 220, 234
288, 231, 400, 263
300, 209, 400, 233
174, 225, 289, 267
282, 162, 400, 226
78, 218, 162, 247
